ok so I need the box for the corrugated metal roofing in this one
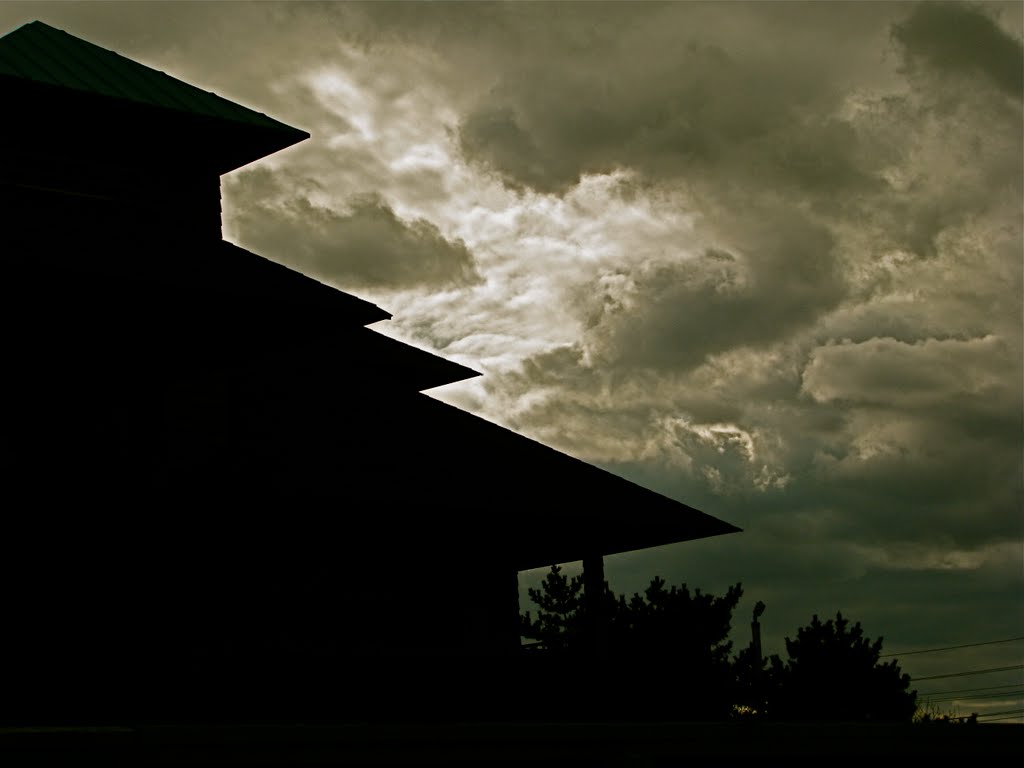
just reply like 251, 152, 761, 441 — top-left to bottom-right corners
0, 20, 305, 137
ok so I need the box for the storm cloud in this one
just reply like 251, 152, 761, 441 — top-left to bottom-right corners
893, 0, 1024, 99
573, 213, 843, 372
3, 1, 1020, 710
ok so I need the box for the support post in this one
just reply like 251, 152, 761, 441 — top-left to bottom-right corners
511, 569, 522, 654
582, 553, 609, 659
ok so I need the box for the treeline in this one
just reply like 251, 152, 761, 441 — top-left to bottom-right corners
520, 565, 918, 722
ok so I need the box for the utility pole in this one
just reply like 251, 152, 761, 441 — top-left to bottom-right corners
752, 601, 765, 667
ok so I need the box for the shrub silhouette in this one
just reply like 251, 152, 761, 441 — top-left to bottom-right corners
521, 565, 742, 720
765, 612, 918, 722
523, 573, 917, 722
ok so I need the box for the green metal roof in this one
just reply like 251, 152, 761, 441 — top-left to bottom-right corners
0, 20, 305, 138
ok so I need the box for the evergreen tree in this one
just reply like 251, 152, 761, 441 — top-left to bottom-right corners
521, 565, 743, 720
769, 612, 918, 722
520, 564, 585, 652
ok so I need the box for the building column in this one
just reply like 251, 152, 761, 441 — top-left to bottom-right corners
511, 568, 523, 653
582, 553, 609, 659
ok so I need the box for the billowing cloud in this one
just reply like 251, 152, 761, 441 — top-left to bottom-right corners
225, 168, 478, 290
453, 2, 897, 196
802, 336, 1014, 406
892, 1, 1024, 99
573, 211, 842, 372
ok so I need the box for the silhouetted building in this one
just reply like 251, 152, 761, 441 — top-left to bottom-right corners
0, 21, 738, 721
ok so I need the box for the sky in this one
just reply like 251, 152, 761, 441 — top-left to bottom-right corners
2, 1, 1021, 720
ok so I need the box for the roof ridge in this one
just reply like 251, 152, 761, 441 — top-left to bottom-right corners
0, 20, 305, 136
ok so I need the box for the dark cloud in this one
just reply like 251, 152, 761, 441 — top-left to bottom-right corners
459, 106, 572, 194
452, 5, 895, 197
225, 168, 478, 290
801, 336, 1012, 407
572, 211, 842, 372
456, 52, 850, 196
892, 1, 1024, 99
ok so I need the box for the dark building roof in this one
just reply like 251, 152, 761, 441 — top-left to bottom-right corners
195, 240, 394, 327
395, 393, 740, 571
0, 20, 298, 134
0, 18, 738, 562
0, 20, 309, 173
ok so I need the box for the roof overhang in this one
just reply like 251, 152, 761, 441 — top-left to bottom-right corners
1, 74, 308, 175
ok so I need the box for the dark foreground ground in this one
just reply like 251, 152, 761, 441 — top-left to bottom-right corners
1, 721, 1020, 766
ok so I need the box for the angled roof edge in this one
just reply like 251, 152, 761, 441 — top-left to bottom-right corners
413, 392, 741, 568
0, 20, 307, 141
353, 329, 482, 391
215, 241, 392, 326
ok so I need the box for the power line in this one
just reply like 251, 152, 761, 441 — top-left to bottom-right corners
978, 713, 1024, 722
880, 636, 1024, 658
925, 692, 1019, 704
912, 664, 1024, 681
976, 708, 1024, 719
917, 688, 1024, 700
926, 689, 1024, 701
925, 690, 1024, 703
